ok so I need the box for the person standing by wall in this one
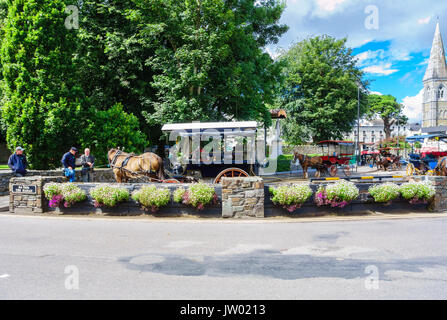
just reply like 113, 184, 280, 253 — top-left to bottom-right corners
80, 148, 95, 182
61, 147, 77, 182
8, 147, 27, 177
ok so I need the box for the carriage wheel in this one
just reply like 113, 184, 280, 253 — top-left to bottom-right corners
343, 165, 352, 177
406, 163, 415, 176
329, 165, 338, 177
426, 170, 435, 176
213, 168, 250, 184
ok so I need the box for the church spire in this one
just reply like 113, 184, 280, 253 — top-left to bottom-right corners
424, 22, 447, 81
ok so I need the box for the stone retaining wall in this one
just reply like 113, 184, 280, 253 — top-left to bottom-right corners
221, 177, 264, 218
0, 169, 116, 195
8, 175, 447, 218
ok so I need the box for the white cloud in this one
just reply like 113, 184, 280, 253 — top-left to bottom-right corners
402, 89, 424, 122
363, 63, 399, 75
418, 16, 432, 25
369, 91, 383, 96
316, 0, 348, 12
277, 0, 447, 61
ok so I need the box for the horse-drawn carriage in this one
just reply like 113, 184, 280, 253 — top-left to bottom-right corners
108, 121, 265, 183
161, 121, 263, 183
292, 140, 354, 178
405, 134, 447, 176
317, 140, 355, 177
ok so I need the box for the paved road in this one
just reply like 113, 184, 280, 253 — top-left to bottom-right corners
0, 215, 447, 299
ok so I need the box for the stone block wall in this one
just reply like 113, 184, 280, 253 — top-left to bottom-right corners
9, 176, 64, 214
0, 169, 116, 195
221, 177, 264, 218
413, 176, 447, 212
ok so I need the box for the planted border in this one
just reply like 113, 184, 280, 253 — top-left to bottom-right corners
368, 183, 401, 204
174, 183, 218, 210
400, 181, 435, 204
132, 185, 171, 213
315, 180, 359, 209
269, 184, 313, 213
43, 183, 87, 208
90, 185, 129, 207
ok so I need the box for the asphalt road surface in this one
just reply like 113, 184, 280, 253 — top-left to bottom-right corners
1, 215, 447, 299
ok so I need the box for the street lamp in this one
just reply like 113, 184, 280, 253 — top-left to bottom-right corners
355, 81, 366, 173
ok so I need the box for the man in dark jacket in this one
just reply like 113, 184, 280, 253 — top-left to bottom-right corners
80, 148, 95, 182
61, 147, 77, 182
8, 147, 27, 177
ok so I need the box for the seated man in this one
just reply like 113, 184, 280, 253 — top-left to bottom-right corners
8, 147, 27, 177
61, 147, 78, 182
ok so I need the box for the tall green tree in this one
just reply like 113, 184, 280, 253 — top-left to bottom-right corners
367, 94, 408, 140
131, 0, 288, 132
72, 0, 157, 144
0, 0, 83, 169
278, 35, 368, 144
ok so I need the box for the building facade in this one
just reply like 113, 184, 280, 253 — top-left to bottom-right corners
422, 22, 447, 133
345, 120, 421, 145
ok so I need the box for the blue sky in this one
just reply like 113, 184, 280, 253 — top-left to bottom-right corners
266, 0, 447, 123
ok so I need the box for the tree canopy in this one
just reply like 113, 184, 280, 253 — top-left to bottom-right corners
0, 0, 288, 168
277, 35, 369, 144
367, 94, 408, 140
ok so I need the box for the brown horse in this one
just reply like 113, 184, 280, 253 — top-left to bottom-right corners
391, 155, 402, 170
108, 148, 164, 183
293, 152, 325, 179
434, 156, 447, 176
373, 154, 393, 171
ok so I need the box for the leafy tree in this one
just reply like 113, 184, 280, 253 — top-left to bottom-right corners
0, 0, 83, 169
278, 35, 368, 144
72, 0, 157, 143
130, 0, 288, 131
367, 94, 408, 140
79, 104, 147, 165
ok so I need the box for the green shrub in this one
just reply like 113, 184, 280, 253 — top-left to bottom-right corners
174, 183, 218, 210
400, 181, 435, 204
173, 187, 186, 203
43, 183, 86, 208
132, 185, 171, 213
368, 183, 401, 203
270, 184, 313, 213
315, 180, 359, 208
90, 185, 129, 207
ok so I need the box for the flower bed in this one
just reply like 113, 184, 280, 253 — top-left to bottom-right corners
132, 185, 171, 213
43, 183, 87, 208
368, 183, 401, 204
315, 180, 359, 209
400, 181, 435, 204
90, 185, 129, 207
269, 184, 313, 213
174, 183, 218, 210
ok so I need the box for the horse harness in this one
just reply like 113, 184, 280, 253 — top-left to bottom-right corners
109, 150, 155, 176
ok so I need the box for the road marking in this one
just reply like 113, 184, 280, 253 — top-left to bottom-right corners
0, 274, 10, 279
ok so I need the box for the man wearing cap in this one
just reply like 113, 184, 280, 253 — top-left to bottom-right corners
61, 147, 78, 182
8, 147, 27, 177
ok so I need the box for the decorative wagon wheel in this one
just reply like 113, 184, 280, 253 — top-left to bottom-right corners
406, 163, 415, 176
213, 168, 250, 184
329, 165, 338, 177
343, 165, 352, 177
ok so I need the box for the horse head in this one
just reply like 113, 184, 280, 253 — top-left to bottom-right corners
292, 152, 303, 164
108, 148, 120, 163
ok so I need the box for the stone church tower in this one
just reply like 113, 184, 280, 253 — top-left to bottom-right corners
422, 22, 447, 132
